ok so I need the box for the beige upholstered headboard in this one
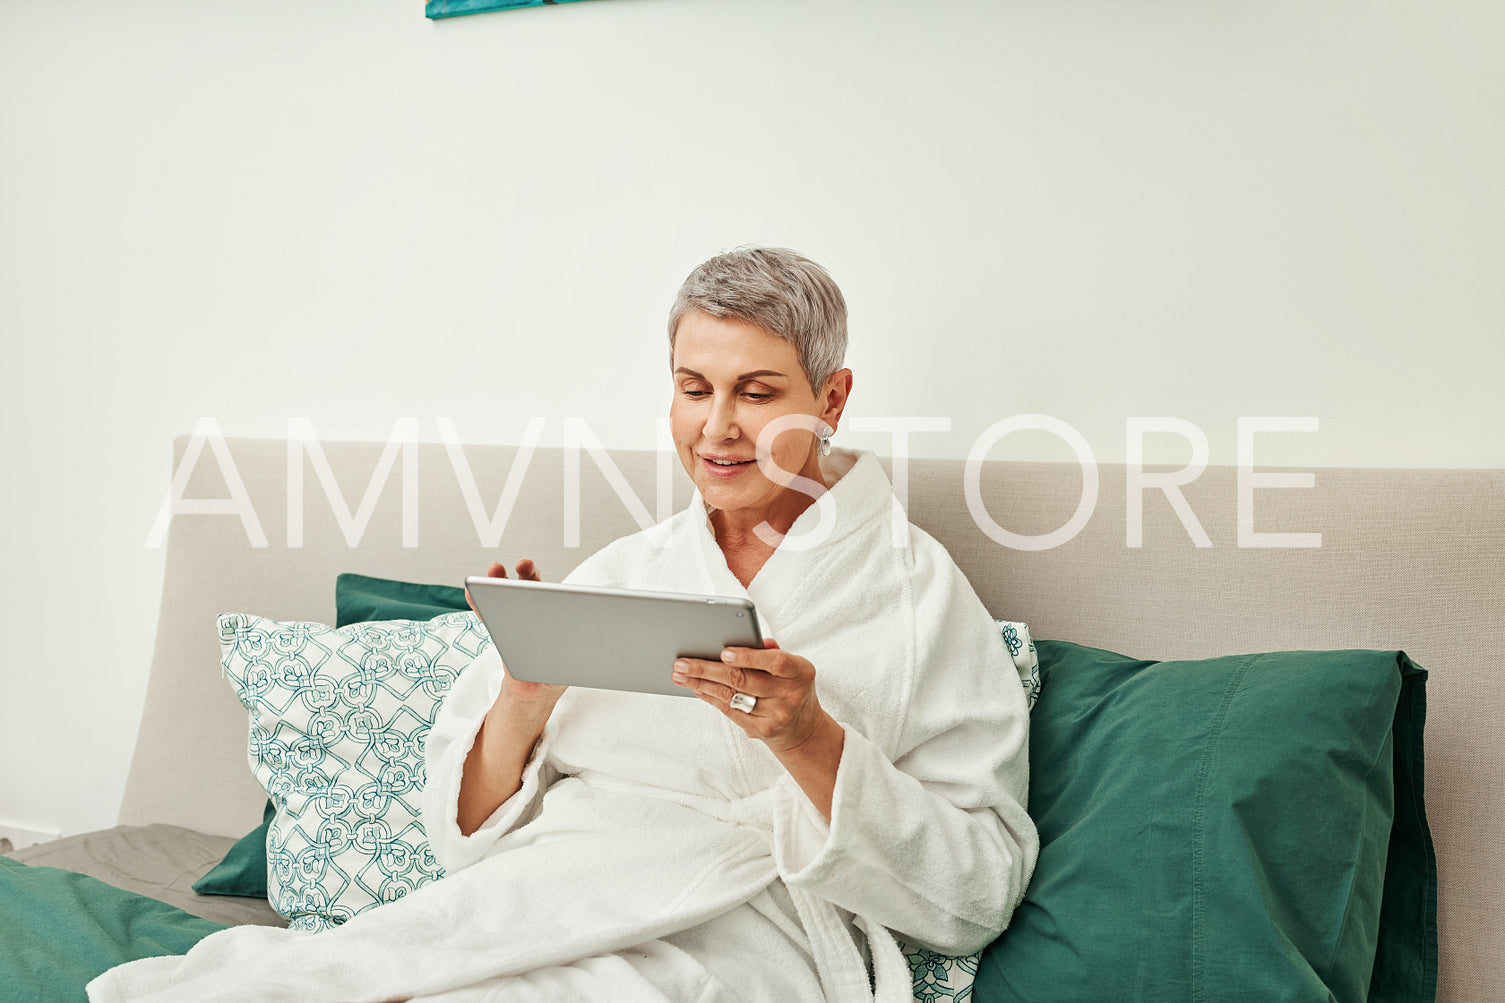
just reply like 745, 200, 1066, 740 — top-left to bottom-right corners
121, 437, 1503, 1000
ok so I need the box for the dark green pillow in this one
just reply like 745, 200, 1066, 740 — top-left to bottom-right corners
977, 641, 1436, 1002
334, 572, 469, 628
191, 800, 274, 898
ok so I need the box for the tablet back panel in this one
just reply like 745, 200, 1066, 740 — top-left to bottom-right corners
465, 578, 761, 697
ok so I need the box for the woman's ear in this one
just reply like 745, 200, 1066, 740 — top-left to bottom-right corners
820, 369, 854, 431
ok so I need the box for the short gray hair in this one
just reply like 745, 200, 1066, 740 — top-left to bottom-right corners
667, 246, 848, 393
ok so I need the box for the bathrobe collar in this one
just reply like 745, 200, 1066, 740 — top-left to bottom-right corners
686, 447, 894, 600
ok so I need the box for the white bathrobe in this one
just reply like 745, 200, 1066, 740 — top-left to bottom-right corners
89, 448, 1037, 1003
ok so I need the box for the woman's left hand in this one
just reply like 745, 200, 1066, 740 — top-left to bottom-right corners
672, 638, 831, 755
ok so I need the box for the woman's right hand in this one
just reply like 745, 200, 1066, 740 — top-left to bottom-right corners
456, 558, 565, 835
465, 559, 568, 709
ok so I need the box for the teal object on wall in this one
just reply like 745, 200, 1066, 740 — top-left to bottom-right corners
426, 0, 597, 19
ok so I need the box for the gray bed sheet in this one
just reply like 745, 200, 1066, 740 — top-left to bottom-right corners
3, 823, 287, 929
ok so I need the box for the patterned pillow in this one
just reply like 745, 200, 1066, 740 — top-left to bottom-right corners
217, 610, 493, 932
893, 619, 1040, 1002
999, 620, 1041, 712
905, 944, 981, 1003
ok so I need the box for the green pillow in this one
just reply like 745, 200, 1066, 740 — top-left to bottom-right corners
335, 572, 469, 628
977, 641, 1436, 1002
191, 799, 274, 898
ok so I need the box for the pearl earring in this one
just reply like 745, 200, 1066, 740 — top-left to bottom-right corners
819, 425, 834, 457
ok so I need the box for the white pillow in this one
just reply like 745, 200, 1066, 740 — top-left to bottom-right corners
217, 610, 492, 931
1000, 619, 1041, 711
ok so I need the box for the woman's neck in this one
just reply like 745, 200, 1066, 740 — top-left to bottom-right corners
708, 451, 830, 564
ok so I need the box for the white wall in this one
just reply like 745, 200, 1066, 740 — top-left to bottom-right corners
1, 0, 1501, 839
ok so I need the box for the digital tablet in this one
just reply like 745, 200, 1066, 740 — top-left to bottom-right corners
464, 577, 763, 698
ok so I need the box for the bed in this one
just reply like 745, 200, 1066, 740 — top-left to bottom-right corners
6, 435, 1498, 1001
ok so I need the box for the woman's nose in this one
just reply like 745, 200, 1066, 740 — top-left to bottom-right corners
702, 398, 739, 440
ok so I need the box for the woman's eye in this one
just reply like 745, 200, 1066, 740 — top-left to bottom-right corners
678, 388, 771, 401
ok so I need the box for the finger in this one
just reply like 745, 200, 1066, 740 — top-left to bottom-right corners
471, 562, 509, 611
516, 559, 541, 581
692, 689, 761, 725
693, 690, 737, 717
720, 644, 800, 679
673, 657, 725, 689
674, 657, 767, 697
674, 653, 764, 692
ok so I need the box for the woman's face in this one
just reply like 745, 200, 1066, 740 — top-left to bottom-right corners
670, 310, 847, 524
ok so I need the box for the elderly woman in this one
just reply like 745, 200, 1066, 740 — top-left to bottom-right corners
90, 247, 1036, 1003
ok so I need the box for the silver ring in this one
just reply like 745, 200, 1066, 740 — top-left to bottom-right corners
729, 692, 757, 714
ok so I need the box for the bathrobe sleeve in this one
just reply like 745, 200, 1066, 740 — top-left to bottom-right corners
421, 547, 629, 875
420, 645, 562, 874
769, 534, 1039, 957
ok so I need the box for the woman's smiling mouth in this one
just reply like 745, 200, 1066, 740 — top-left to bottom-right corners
701, 455, 755, 476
